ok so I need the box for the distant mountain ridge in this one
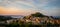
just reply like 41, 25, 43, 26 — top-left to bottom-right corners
0, 15, 24, 18
11, 15, 24, 18
53, 16, 60, 18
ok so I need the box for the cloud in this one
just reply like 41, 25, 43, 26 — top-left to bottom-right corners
0, 0, 37, 15
0, 0, 60, 16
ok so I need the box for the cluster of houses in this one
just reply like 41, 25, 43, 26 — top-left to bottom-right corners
5, 15, 60, 25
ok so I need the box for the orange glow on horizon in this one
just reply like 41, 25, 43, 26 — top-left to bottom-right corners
0, 7, 37, 15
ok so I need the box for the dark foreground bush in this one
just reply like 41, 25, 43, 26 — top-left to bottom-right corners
5, 23, 60, 27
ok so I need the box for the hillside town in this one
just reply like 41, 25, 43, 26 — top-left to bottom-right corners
0, 12, 60, 27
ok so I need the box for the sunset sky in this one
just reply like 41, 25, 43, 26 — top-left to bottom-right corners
0, 0, 60, 16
